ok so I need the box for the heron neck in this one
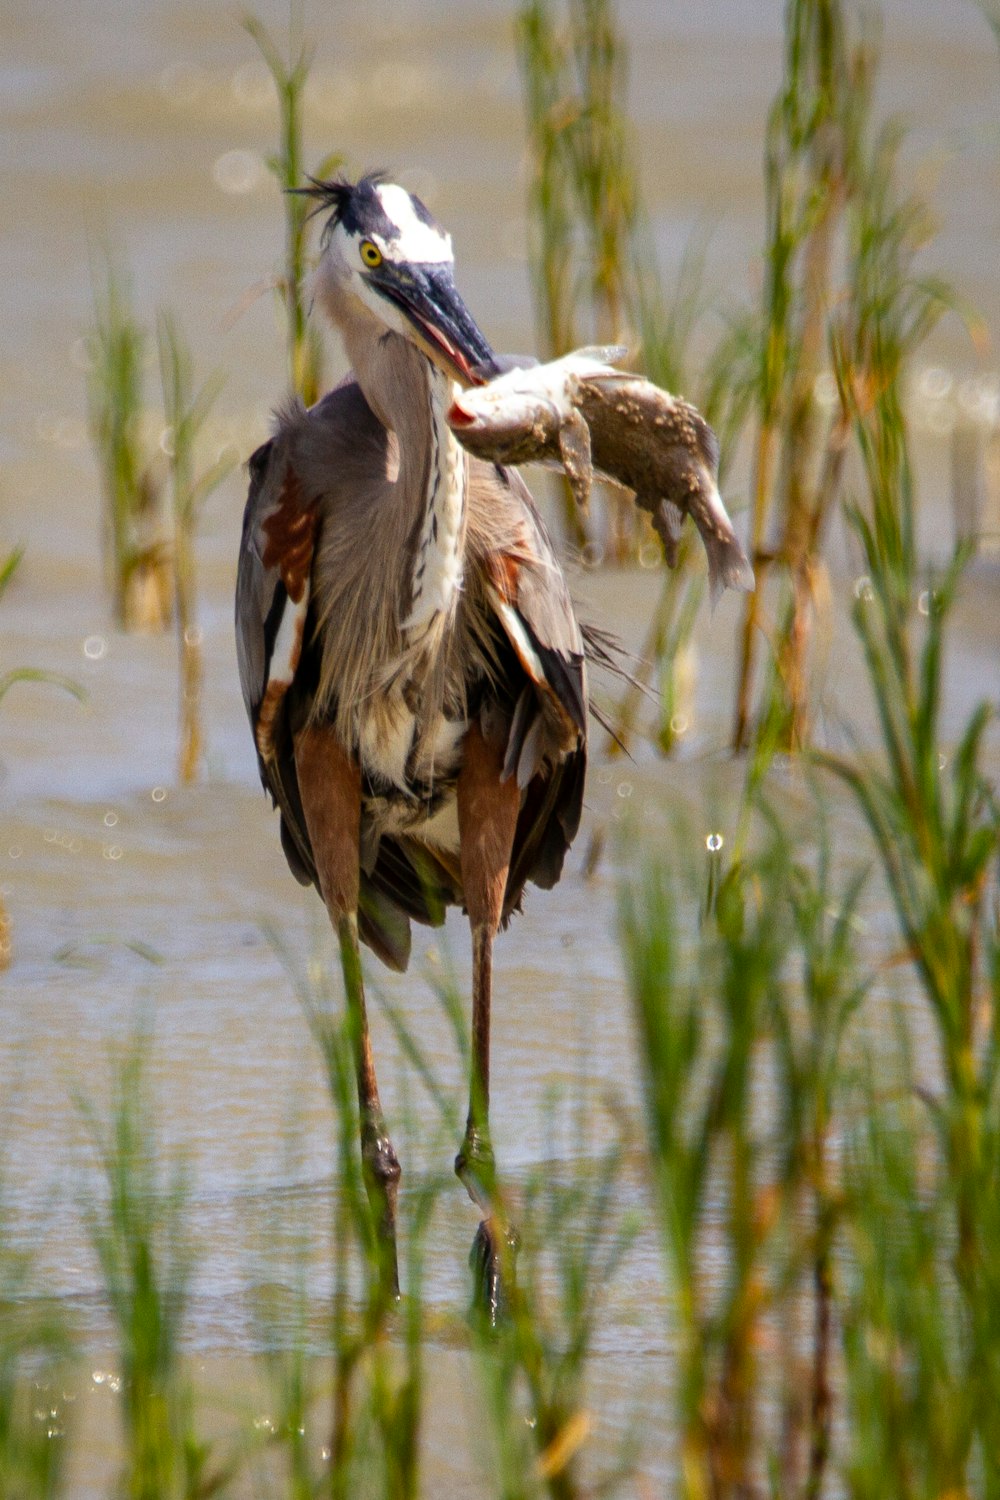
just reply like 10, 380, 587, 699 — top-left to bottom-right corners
399, 357, 466, 637
332, 301, 464, 636
336, 309, 467, 637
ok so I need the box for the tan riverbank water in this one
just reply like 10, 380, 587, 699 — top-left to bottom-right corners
2, 1, 1000, 1492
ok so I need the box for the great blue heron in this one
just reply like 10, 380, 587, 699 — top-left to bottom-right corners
236, 172, 615, 1313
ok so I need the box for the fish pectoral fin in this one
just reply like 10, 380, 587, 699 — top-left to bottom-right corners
557, 409, 594, 512
649, 496, 685, 569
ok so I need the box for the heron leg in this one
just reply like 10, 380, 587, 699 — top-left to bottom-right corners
295, 725, 401, 1296
455, 718, 521, 1319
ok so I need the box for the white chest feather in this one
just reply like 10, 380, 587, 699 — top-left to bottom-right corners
401, 368, 466, 636
358, 693, 467, 788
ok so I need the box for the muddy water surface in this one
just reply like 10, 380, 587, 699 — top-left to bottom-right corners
3, 1, 1000, 1492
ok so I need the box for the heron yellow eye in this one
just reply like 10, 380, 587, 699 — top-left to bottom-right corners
359, 239, 383, 268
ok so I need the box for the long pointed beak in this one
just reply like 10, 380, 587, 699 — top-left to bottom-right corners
364, 262, 500, 387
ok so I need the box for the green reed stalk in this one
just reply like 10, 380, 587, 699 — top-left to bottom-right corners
820, 517, 999, 1394
0, 1183, 74, 1499
805, 59, 997, 1482
518, 0, 667, 562
768, 810, 868, 1496
813, 50, 993, 1351
620, 790, 870, 1498
472, 1110, 638, 1500
80, 1038, 223, 1500
840, 1047, 977, 1499
519, 0, 749, 749
268, 932, 435, 1500
517, 0, 588, 554
157, 313, 233, 786
86, 252, 172, 632
245, 11, 338, 407
375, 966, 639, 1499
733, 2, 960, 756
732, 0, 851, 750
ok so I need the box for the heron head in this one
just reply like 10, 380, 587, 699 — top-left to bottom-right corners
300, 172, 499, 386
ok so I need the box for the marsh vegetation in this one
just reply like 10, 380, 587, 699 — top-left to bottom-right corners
2, 0, 999, 1495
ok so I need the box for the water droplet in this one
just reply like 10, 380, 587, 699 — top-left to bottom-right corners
151, 787, 167, 803
102, 844, 123, 862
43, 829, 57, 844
8, 846, 22, 859
639, 541, 661, 569
213, 148, 264, 196
616, 781, 633, 799
581, 542, 605, 569
83, 635, 107, 660
104, 811, 118, 828
669, 713, 689, 736
184, 624, 203, 647
917, 365, 953, 403
938, 753, 948, 771
706, 832, 724, 853
917, 590, 930, 616
596, 767, 612, 785
958, 375, 999, 424
853, 576, 873, 603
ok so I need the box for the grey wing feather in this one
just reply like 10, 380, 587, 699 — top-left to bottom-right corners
466, 463, 588, 914
235, 439, 280, 728
236, 385, 447, 972
235, 426, 319, 889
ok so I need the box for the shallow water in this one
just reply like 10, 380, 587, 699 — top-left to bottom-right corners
2, 1, 1000, 1493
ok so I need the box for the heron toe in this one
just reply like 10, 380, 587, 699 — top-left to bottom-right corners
469, 1217, 518, 1328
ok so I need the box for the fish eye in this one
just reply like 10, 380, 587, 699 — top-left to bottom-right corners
359, 239, 383, 269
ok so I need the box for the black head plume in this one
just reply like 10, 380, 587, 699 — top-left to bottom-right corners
287, 170, 390, 245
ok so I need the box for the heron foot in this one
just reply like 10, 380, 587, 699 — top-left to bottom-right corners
469, 1217, 518, 1329
362, 1128, 402, 1298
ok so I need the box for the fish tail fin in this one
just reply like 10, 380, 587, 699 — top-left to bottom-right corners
704, 505, 756, 607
